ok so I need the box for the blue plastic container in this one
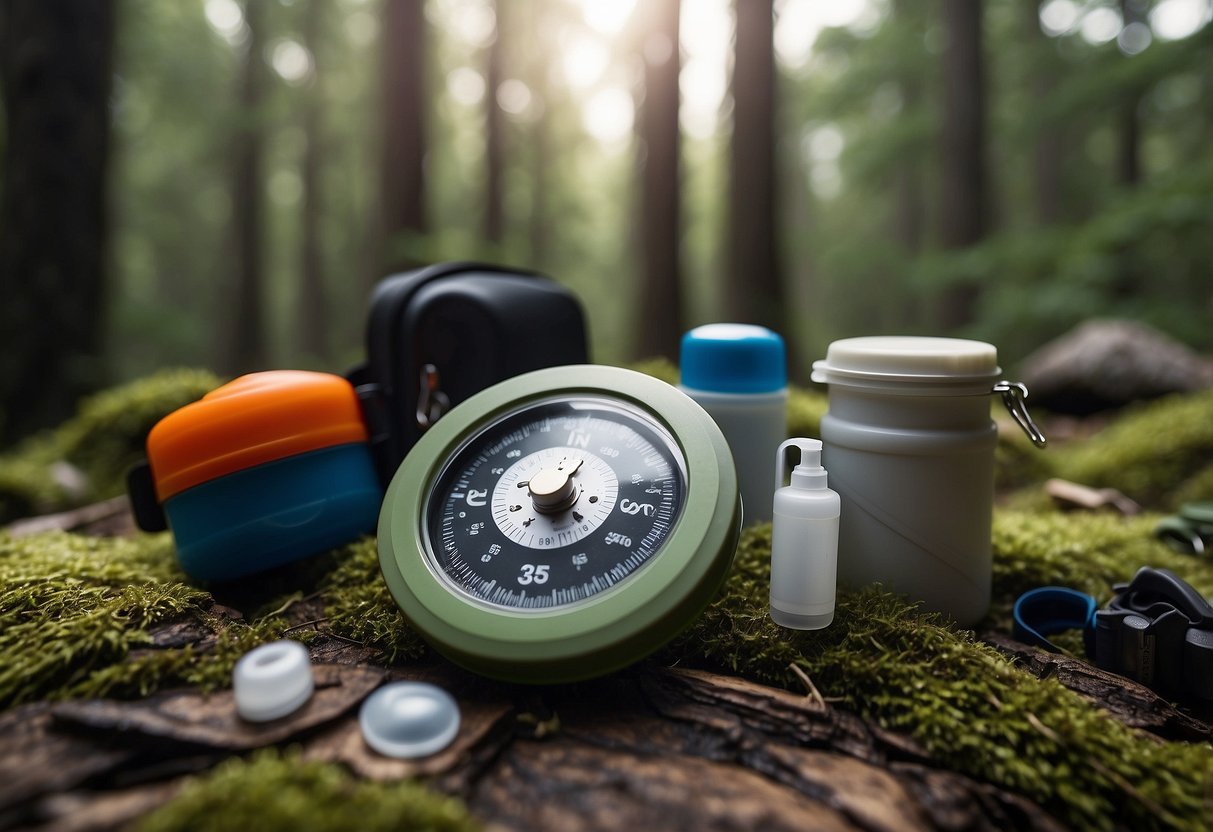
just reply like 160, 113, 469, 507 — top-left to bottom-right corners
145, 371, 383, 582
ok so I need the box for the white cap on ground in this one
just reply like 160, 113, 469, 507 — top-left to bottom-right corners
232, 640, 314, 722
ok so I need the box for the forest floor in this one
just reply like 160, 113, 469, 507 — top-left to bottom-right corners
1, 373, 1212, 832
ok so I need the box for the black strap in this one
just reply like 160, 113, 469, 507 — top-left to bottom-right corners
1013, 567, 1213, 702
126, 462, 168, 532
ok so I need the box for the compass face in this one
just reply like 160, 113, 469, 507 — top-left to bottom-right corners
377, 364, 740, 683
423, 397, 686, 610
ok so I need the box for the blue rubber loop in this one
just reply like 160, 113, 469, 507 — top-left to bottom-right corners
1012, 587, 1098, 653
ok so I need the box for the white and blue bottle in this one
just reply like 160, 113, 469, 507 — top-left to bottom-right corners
679, 324, 787, 525
770, 438, 839, 630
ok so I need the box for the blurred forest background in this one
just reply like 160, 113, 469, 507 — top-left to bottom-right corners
1, 0, 1211, 442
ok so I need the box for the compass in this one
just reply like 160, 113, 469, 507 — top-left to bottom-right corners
377, 365, 741, 683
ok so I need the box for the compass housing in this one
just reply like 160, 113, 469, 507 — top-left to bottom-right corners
377, 365, 741, 683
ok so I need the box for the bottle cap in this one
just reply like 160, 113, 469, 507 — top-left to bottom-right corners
811, 336, 1000, 394
233, 640, 315, 722
360, 682, 461, 759
680, 324, 787, 394
777, 438, 827, 490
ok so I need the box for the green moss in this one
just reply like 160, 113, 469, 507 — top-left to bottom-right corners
0, 368, 220, 521
629, 357, 679, 386
786, 386, 827, 439
995, 418, 1056, 491
320, 537, 426, 663
6, 376, 1213, 830
989, 510, 1213, 625
671, 522, 1213, 831
1051, 390, 1213, 510
138, 748, 480, 832
0, 530, 292, 708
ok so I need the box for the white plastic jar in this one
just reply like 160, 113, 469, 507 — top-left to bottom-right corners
811, 336, 1044, 626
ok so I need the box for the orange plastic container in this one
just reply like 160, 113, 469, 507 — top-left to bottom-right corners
145, 371, 381, 581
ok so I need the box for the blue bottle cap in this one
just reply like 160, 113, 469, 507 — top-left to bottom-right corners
680, 324, 787, 394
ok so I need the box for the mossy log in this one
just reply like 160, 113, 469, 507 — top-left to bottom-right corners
5, 653, 1067, 832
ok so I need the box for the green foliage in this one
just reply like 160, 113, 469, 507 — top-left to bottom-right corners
137, 748, 480, 832
0, 368, 220, 522
948, 158, 1213, 360
672, 522, 1213, 831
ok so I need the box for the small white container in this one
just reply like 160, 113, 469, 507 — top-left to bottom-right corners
770, 438, 840, 630
811, 336, 1044, 626
233, 640, 314, 722
680, 324, 787, 525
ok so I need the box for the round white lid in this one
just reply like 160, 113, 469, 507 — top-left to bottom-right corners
811, 336, 1000, 388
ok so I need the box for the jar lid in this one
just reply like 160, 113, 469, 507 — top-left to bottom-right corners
680, 324, 787, 394
811, 336, 1000, 391
147, 371, 369, 502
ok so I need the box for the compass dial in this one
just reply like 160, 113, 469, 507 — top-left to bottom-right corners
377, 364, 741, 684
423, 397, 685, 610
489, 447, 619, 549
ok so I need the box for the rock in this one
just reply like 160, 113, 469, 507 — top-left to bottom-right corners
1019, 319, 1213, 414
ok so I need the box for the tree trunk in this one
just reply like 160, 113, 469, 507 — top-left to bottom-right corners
297, 0, 328, 362
225, 0, 268, 374
528, 103, 550, 269
484, 0, 504, 247
937, 0, 988, 330
1028, 2, 1064, 226
0, 0, 115, 440
888, 0, 925, 331
1116, 0, 1144, 188
524, 1, 552, 270
634, 0, 683, 362
379, 0, 428, 276
726, 0, 782, 335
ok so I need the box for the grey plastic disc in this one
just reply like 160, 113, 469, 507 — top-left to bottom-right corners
359, 681, 461, 759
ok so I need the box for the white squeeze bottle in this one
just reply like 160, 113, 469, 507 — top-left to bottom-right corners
769, 438, 840, 630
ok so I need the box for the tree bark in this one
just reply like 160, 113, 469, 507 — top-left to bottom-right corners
887, 0, 925, 331
726, 0, 782, 336
937, 0, 988, 330
225, 0, 268, 374
1027, 2, 1064, 226
634, 0, 683, 362
10, 657, 1068, 832
523, 1, 552, 270
484, 0, 505, 247
528, 101, 550, 269
0, 0, 114, 440
297, 0, 328, 361
1116, 0, 1144, 188
379, 0, 428, 276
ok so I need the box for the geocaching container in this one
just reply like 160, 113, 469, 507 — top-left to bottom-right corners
145, 371, 382, 582
680, 324, 787, 525
811, 337, 1045, 626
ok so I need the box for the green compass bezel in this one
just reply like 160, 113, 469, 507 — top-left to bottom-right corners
377, 364, 741, 684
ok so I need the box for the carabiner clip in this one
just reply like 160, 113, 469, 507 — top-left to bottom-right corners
416, 364, 451, 431
993, 380, 1047, 448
